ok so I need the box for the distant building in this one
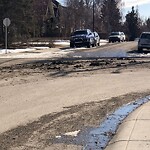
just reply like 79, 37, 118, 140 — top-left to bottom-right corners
52, 0, 60, 18
42, 0, 61, 36
45, 0, 60, 21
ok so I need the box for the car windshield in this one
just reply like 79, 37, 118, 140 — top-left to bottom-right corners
73, 30, 87, 35
141, 33, 150, 39
111, 32, 119, 35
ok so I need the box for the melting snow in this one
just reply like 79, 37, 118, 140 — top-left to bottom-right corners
55, 130, 80, 139
64, 130, 80, 137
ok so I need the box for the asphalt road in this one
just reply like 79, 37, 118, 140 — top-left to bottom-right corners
0, 41, 138, 67
1, 41, 150, 150
67, 41, 139, 58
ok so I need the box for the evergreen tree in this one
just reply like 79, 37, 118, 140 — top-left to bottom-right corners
125, 7, 141, 40
65, 0, 87, 32
101, 0, 122, 34
0, 0, 61, 44
0, 0, 34, 44
146, 18, 150, 31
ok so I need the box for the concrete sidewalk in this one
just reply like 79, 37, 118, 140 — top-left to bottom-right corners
105, 101, 150, 150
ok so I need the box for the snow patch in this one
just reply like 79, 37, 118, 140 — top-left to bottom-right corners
55, 130, 80, 139
54, 40, 70, 46
0, 47, 49, 54
56, 135, 62, 139
64, 130, 80, 137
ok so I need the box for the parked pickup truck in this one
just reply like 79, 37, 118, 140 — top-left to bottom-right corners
70, 29, 95, 48
109, 32, 126, 43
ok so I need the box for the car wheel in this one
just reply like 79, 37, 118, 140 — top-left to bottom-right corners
87, 43, 91, 48
138, 47, 143, 52
92, 43, 95, 47
70, 43, 74, 48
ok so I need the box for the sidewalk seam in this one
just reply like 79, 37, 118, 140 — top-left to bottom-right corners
125, 107, 144, 150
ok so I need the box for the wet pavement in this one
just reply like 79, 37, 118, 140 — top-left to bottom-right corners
83, 96, 150, 150
66, 42, 150, 58
69, 49, 128, 58
53, 96, 150, 150
1, 41, 150, 59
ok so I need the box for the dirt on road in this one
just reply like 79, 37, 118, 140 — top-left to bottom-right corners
0, 57, 150, 150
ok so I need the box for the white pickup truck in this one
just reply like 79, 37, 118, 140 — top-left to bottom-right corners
109, 32, 126, 43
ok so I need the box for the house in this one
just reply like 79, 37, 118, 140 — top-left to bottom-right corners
45, 0, 60, 22
42, 0, 61, 36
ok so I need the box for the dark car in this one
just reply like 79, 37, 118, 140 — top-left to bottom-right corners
70, 29, 95, 48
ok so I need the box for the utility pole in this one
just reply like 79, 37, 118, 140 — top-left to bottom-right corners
93, 0, 95, 32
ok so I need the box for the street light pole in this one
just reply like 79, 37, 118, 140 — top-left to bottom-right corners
93, 0, 95, 32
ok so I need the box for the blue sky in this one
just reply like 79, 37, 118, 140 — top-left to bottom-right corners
57, 0, 150, 19
123, 0, 150, 19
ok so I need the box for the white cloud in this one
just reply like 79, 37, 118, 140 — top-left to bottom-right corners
123, 0, 150, 8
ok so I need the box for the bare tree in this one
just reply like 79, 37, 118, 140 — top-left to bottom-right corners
101, 0, 122, 34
